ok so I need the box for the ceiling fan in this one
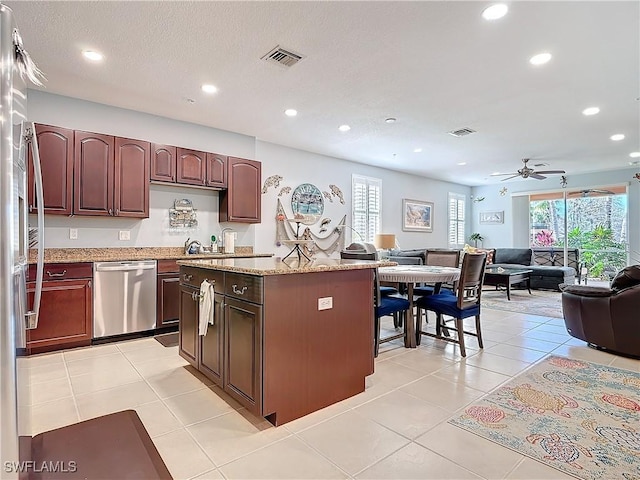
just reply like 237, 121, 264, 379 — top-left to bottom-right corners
567, 189, 615, 197
491, 158, 566, 181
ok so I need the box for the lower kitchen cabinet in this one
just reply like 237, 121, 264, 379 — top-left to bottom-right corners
178, 284, 199, 365
224, 297, 262, 411
26, 278, 92, 353
199, 294, 224, 385
157, 260, 180, 329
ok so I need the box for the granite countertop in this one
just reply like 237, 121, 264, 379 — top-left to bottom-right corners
28, 247, 272, 264
177, 257, 396, 276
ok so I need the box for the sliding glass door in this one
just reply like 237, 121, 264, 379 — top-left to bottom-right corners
529, 186, 628, 280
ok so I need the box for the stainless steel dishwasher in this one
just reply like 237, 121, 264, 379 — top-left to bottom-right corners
93, 260, 157, 338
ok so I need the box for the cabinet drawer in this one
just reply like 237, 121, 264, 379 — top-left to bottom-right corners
179, 266, 224, 290
158, 259, 180, 273
28, 262, 92, 281
225, 273, 263, 304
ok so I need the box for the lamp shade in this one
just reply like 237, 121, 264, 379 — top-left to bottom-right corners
374, 233, 396, 249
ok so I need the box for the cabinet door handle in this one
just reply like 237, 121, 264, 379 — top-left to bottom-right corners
115, 209, 119, 216
108, 208, 113, 215
232, 284, 248, 295
46, 270, 67, 278
191, 291, 203, 302
183, 273, 193, 282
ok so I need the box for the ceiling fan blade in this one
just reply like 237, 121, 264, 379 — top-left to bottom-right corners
490, 172, 518, 177
530, 173, 547, 180
501, 175, 521, 181
535, 170, 565, 175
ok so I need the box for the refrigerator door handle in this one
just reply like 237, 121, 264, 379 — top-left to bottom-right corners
23, 122, 44, 330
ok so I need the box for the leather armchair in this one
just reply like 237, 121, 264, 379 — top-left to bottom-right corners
561, 265, 640, 357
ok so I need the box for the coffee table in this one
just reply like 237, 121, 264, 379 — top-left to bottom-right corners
483, 266, 532, 301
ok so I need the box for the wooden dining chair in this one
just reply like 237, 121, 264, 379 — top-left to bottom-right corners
415, 252, 487, 357
413, 249, 461, 297
340, 246, 411, 356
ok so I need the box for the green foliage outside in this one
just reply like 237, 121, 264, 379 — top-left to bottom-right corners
566, 226, 627, 278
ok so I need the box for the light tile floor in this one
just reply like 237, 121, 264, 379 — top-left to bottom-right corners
20, 307, 639, 480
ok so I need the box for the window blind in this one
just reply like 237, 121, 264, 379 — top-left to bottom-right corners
352, 175, 381, 243
448, 193, 466, 247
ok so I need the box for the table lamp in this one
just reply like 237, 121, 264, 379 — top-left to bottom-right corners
374, 234, 396, 259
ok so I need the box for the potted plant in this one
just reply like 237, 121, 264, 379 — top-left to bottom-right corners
469, 233, 484, 248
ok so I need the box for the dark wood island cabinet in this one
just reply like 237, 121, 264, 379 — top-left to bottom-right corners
177, 257, 381, 425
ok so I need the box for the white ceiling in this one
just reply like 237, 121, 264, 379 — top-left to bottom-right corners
7, 1, 640, 186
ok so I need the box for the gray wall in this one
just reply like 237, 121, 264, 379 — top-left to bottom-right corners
28, 90, 470, 253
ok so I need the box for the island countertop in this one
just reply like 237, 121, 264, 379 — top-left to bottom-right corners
177, 256, 395, 276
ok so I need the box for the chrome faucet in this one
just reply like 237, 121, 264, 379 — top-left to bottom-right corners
184, 237, 202, 254
220, 228, 234, 249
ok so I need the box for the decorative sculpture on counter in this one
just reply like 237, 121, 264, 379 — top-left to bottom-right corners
262, 174, 283, 193
169, 199, 198, 228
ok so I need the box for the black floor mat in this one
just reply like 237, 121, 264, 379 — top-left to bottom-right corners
155, 332, 179, 348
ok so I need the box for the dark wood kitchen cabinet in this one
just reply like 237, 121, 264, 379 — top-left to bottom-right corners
28, 124, 74, 215
178, 283, 199, 365
74, 131, 115, 216
206, 153, 227, 188
26, 262, 93, 354
176, 148, 206, 186
150, 144, 176, 182
157, 260, 180, 329
219, 157, 261, 223
114, 137, 150, 217
73, 132, 149, 218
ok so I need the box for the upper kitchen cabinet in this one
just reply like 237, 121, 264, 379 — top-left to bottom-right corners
28, 124, 74, 215
150, 144, 176, 182
114, 138, 150, 217
73, 131, 149, 218
220, 157, 261, 223
206, 153, 227, 188
74, 131, 115, 216
176, 148, 206, 186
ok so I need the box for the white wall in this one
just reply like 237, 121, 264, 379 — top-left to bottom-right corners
256, 141, 471, 257
470, 168, 640, 260
29, 91, 471, 252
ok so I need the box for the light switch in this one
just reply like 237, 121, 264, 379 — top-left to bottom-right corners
69, 228, 78, 240
318, 297, 333, 310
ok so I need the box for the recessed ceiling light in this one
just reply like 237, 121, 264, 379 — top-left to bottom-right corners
385, 117, 397, 124
482, 4, 508, 20
82, 50, 103, 62
629, 152, 640, 158
529, 52, 552, 66
457, 162, 467, 166
338, 125, 351, 132
284, 109, 297, 117
582, 107, 600, 116
201, 84, 218, 94
610, 134, 625, 141
413, 148, 423, 153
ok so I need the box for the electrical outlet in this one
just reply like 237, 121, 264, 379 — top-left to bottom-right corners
118, 230, 130, 241
69, 228, 78, 240
318, 297, 333, 311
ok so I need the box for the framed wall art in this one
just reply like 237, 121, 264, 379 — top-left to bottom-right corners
402, 199, 433, 232
479, 211, 504, 224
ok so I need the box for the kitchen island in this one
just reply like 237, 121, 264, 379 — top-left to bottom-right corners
176, 257, 388, 426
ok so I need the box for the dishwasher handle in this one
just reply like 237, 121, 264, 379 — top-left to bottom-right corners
95, 262, 157, 272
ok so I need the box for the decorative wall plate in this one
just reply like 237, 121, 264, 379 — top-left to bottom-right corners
291, 183, 324, 224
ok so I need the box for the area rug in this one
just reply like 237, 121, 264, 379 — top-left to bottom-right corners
449, 355, 640, 480
481, 288, 563, 318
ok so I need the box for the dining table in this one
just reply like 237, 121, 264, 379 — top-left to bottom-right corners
377, 265, 461, 348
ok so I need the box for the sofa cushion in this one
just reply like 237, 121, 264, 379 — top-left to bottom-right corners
493, 248, 533, 266
610, 265, 640, 292
529, 265, 575, 277
389, 249, 427, 264
561, 284, 612, 297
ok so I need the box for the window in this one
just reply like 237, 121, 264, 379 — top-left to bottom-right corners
448, 193, 466, 247
352, 175, 381, 243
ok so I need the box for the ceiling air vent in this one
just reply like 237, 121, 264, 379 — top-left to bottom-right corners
261, 46, 304, 68
448, 127, 476, 137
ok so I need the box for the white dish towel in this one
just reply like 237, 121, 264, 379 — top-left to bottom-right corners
198, 279, 215, 336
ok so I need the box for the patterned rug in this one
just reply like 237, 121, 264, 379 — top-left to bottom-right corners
449, 355, 640, 480
481, 288, 563, 318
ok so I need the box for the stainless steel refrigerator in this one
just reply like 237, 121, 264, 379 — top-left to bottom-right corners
0, 3, 44, 476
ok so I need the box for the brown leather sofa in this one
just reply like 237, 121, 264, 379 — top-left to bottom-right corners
561, 265, 640, 357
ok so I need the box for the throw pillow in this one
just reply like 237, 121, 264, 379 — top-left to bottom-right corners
610, 265, 640, 292
475, 248, 495, 265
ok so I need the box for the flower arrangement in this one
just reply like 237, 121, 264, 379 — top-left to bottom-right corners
534, 230, 555, 246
